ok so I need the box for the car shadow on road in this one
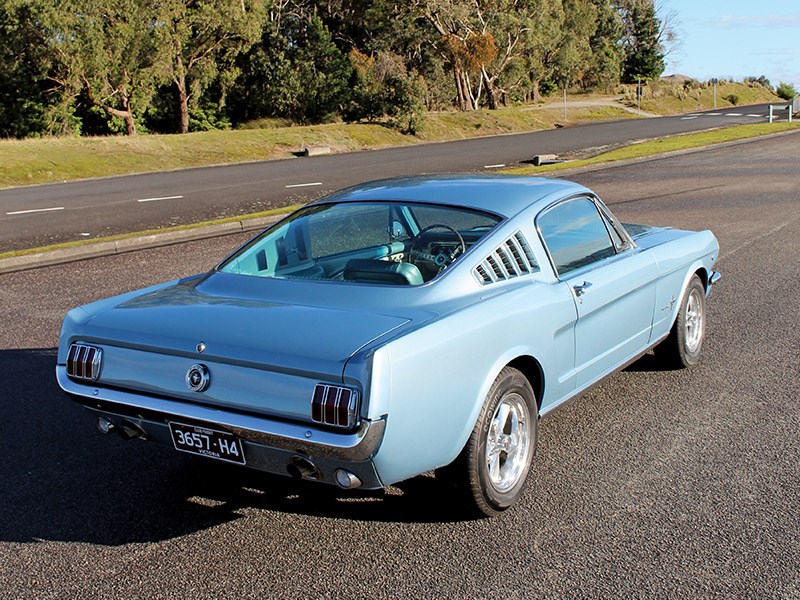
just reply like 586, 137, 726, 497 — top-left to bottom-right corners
623, 352, 675, 373
0, 348, 466, 546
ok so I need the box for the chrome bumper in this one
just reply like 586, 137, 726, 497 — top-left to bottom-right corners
709, 270, 721, 287
57, 366, 386, 487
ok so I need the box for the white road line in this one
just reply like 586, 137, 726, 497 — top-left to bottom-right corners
706, 112, 722, 116
747, 114, 763, 118
136, 195, 184, 203
681, 116, 699, 120
484, 163, 506, 169
725, 113, 743, 117
6, 206, 64, 215
285, 182, 323, 189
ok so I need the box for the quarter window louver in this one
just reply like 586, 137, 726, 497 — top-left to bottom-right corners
473, 231, 538, 285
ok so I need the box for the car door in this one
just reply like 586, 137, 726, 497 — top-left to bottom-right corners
537, 196, 657, 389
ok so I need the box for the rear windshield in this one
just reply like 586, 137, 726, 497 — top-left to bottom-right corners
218, 201, 502, 285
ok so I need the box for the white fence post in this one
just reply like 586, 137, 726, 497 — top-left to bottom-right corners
768, 104, 793, 123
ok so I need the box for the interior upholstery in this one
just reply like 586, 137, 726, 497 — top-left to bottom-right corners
343, 259, 424, 286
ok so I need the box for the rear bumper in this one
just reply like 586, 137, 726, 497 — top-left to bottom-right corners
57, 366, 385, 488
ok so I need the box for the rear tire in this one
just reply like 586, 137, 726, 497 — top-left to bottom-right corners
439, 367, 537, 518
655, 275, 706, 369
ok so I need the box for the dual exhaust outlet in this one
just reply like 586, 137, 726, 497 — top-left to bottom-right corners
96, 417, 362, 489
97, 416, 148, 440
286, 456, 362, 489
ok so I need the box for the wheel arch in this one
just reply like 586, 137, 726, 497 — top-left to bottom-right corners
667, 262, 710, 327
694, 266, 709, 291
507, 355, 544, 411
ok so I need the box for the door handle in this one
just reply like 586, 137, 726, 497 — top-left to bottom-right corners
573, 281, 592, 297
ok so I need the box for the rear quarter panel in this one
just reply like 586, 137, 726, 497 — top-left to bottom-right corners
347, 279, 576, 486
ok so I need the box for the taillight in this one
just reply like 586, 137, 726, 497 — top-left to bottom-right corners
311, 384, 359, 429
66, 343, 102, 381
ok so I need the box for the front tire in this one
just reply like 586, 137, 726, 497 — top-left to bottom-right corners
655, 274, 706, 368
440, 367, 538, 518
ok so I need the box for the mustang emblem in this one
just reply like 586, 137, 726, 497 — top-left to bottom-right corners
186, 363, 210, 392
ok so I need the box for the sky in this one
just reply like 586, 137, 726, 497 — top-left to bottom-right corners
662, 0, 800, 89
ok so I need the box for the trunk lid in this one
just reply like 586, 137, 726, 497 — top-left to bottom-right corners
74, 276, 410, 420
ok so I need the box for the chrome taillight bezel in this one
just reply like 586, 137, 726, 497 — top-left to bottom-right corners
311, 384, 360, 429
66, 343, 102, 381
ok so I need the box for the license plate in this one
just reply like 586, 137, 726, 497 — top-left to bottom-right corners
169, 422, 246, 465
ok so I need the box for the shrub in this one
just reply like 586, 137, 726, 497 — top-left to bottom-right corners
724, 94, 740, 106
776, 82, 797, 101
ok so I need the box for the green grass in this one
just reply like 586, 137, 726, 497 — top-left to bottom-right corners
504, 122, 800, 175
618, 81, 779, 114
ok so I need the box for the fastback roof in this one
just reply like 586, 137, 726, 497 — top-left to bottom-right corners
318, 175, 591, 218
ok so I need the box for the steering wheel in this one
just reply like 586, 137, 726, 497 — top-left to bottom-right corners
409, 224, 466, 271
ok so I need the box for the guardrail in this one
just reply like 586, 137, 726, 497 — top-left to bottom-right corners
768, 103, 793, 123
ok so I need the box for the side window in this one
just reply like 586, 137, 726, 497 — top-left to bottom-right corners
538, 197, 616, 277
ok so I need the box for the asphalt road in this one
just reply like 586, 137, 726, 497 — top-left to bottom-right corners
1, 132, 799, 597
0, 104, 779, 252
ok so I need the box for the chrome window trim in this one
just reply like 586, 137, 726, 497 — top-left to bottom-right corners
534, 194, 635, 281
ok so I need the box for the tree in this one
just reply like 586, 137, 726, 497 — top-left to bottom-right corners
585, 0, 624, 90
0, 2, 52, 137
422, 0, 545, 111
155, 0, 264, 133
28, 0, 165, 135
551, 0, 597, 91
227, 16, 301, 124
620, 0, 665, 82
290, 15, 353, 123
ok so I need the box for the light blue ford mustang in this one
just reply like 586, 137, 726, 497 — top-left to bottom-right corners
57, 175, 720, 517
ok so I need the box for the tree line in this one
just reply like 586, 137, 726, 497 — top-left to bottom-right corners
0, 0, 669, 138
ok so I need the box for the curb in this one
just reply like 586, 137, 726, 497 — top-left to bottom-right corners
518, 126, 800, 178
0, 214, 282, 275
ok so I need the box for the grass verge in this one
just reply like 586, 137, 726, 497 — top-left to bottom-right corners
504, 122, 800, 175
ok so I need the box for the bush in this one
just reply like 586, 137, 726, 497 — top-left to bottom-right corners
724, 94, 740, 106
776, 82, 797, 101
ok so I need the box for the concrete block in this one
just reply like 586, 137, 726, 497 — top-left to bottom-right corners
302, 146, 332, 157
533, 154, 558, 166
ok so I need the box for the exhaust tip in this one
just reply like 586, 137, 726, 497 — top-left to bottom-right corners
287, 456, 320, 480
97, 417, 116, 434
118, 419, 149, 441
334, 469, 362, 489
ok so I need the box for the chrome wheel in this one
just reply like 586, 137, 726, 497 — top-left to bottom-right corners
684, 288, 704, 353
485, 393, 532, 493
438, 366, 537, 517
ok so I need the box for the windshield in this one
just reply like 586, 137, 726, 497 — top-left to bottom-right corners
218, 201, 503, 285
